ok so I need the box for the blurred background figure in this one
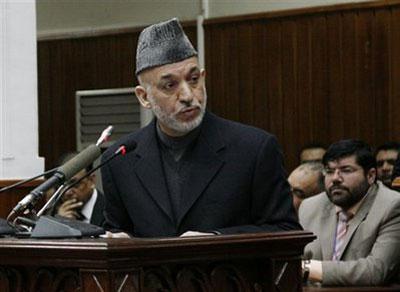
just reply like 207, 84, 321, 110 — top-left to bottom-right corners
288, 162, 324, 211
300, 144, 326, 164
392, 156, 400, 191
50, 152, 105, 226
374, 142, 400, 188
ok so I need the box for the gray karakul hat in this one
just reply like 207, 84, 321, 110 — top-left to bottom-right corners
136, 18, 197, 75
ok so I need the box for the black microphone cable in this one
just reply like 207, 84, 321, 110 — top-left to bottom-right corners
0, 167, 58, 194
38, 142, 136, 217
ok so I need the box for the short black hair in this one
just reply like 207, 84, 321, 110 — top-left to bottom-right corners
323, 139, 376, 173
374, 142, 400, 158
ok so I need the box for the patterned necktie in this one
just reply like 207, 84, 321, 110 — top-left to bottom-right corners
332, 211, 351, 260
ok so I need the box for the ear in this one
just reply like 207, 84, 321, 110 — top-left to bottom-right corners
200, 68, 206, 78
366, 168, 377, 185
134, 85, 151, 109
87, 173, 96, 186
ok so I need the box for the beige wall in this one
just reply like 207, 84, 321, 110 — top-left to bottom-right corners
37, 0, 375, 35
209, 0, 374, 18
36, 0, 201, 36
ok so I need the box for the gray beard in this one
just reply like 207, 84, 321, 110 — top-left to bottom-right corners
149, 95, 207, 135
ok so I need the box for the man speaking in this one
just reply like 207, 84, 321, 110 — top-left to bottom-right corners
101, 18, 300, 237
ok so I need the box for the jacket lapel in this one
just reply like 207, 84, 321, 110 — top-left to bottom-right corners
90, 190, 105, 226
132, 121, 174, 223
338, 184, 377, 260
320, 200, 337, 260
177, 113, 225, 226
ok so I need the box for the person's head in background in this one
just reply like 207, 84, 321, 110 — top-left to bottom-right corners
374, 142, 400, 188
288, 162, 324, 211
58, 152, 96, 205
322, 139, 376, 210
300, 143, 326, 164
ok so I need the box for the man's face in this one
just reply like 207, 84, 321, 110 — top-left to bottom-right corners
135, 57, 207, 137
288, 168, 321, 210
376, 150, 398, 187
300, 148, 326, 163
63, 169, 94, 204
324, 155, 375, 209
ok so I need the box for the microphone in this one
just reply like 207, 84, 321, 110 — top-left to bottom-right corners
37, 139, 137, 217
9, 144, 102, 217
96, 125, 113, 146
0, 167, 58, 194
61, 141, 136, 193
64, 139, 137, 191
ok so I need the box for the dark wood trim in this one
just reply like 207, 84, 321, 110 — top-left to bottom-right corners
37, 20, 198, 42
204, 0, 400, 25
0, 180, 44, 219
304, 286, 400, 291
0, 232, 314, 291
0, 179, 43, 188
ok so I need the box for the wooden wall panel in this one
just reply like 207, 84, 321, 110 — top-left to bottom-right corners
204, 1, 400, 171
265, 21, 284, 142
37, 24, 197, 170
391, 7, 400, 140
37, 1, 400, 173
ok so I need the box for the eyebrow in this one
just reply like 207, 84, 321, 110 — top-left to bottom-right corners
159, 66, 200, 80
159, 73, 174, 81
326, 164, 356, 169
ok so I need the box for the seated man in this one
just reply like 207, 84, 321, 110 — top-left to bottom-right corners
300, 139, 400, 286
300, 144, 326, 164
288, 162, 324, 211
51, 152, 105, 226
374, 142, 400, 188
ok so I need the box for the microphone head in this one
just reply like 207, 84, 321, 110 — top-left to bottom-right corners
96, 125, 114, 146
124, 140, 137, 153
58, 144, 102, 180
115, 139, 137, 155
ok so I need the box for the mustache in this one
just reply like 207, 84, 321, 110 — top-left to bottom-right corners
178, 105, 200, 113
328, 184, 349, 193
176, 101, 202, 114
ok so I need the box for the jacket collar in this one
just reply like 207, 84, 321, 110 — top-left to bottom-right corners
132, 112, 226, 227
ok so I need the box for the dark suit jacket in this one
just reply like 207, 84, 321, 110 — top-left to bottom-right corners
51, 189, 105, 226
101, 112, 301, 237
90, 190, 105, 226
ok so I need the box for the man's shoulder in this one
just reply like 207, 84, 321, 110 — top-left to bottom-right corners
301, 192, 329, 208
207, 112, 275, 143
299, 192, 330, 220
102, 122, 152, 159
373, 182, 400, 209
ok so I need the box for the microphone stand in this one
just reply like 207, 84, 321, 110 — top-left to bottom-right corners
0, 167, 57, 194
36, 183, 69, 217
37, 145, 126, 218
5, 125, 115, 237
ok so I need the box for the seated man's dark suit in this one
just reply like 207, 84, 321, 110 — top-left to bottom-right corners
101, 111, 301, 237
89, 190, 105, 226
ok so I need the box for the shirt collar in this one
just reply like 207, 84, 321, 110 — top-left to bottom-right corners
81, 189, 97, 223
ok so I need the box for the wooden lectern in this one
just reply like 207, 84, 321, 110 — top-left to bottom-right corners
0, 231, 314, 292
